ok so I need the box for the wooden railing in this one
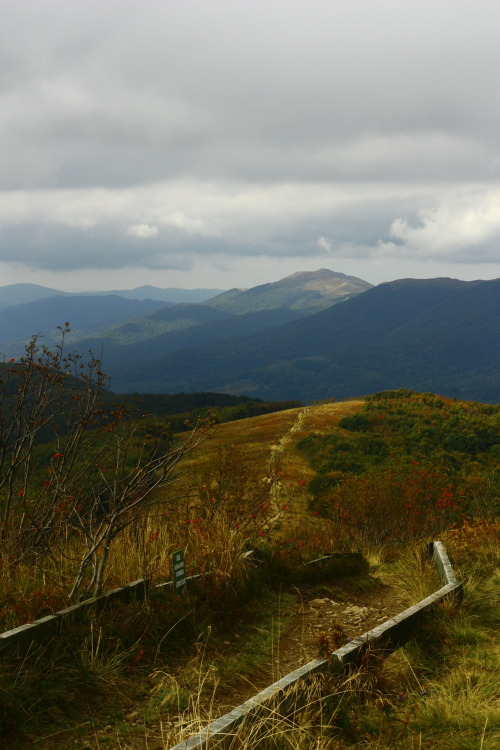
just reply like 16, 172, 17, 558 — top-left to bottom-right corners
167, 541, 462, 750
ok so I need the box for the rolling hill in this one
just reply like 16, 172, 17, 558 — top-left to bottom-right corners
206, 269, 372, 314
0, 295, 168, 353
0, 283, 67, 309
113, 277, 500, 403
0, 270, 368, 363
73, 306, 307, 377
2, 273, 497, 404
0, 283, 223, 309
86, 285, 225, 303
49, 269, 370, 381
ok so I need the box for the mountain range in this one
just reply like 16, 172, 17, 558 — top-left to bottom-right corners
0, 271, 498, 403
0, 269, 369, 354
114, 277, 499, 403
0, 283, 224, 309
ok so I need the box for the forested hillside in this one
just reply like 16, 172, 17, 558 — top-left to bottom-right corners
2, 275, 498, 404
116, 277, 499, 403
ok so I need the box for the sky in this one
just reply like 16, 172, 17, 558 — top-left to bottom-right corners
0, 0, 499, 292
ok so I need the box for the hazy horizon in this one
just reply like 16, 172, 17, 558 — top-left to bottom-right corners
2, 267, 498, 297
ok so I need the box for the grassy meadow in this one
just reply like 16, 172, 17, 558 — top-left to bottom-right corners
0, 388, 498, 749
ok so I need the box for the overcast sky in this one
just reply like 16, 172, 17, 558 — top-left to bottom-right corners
0, 0, 499, 292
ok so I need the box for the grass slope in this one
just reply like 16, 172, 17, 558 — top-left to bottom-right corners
206, 269, 372, 314
0, 391, 498, 749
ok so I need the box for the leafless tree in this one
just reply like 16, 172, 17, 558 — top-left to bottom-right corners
0, 326, 215, 599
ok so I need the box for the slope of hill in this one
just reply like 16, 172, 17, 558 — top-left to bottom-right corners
173, 390, 499, 532
114, 277, 499, 403
77, 306, 307, 378
1, 389, 497, 749
0, 283, 68, 309
0, 295, 168, 352
89, 285, 224, 303
67, 269, 370, 371
0, 283, 224, 309
71, 303, 233, 348
206, 269, 372, 314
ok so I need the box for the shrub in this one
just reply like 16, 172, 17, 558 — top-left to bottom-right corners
0, 327, 214, 600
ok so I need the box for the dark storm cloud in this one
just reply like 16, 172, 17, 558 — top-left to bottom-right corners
0, 0, 499, 278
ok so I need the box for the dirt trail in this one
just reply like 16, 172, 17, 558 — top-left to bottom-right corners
268, 406, 312, 468
112, 569, 404, 750
86, 401, 382, 749
266, 401, 363, 534
214, 569, 405, 711
266, 406, 311, 529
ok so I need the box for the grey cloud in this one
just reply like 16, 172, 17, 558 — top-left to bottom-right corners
0, 222, 194, 272
1, 0, 499, 188
1, 181, 497, 272
0, 0, 498, 284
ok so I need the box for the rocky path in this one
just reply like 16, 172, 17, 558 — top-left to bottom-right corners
267, 406, 311, 469
264, 401, 364, 534
109, 569, 404, 750
214, 568, 405, 711
84, 401, 394, 749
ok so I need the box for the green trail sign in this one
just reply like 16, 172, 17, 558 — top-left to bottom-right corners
172, 549, 186, 594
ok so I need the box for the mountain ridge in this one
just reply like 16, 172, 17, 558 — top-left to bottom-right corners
112, 277, 499, 403
206, 268, 372, 314
0, 295, 168, 350
0, 283, 224, 310
1, 272, 497, 404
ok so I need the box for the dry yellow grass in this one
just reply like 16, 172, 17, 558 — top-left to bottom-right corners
172, 400, 365, 538
180, 400, 364, 471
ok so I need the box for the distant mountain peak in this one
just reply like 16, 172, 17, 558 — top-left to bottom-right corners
379, 277, 483, 290
0, 283, 67, 309
282, 268, 354, 281
207, 269, 372, 315
117, 277, 499, 404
